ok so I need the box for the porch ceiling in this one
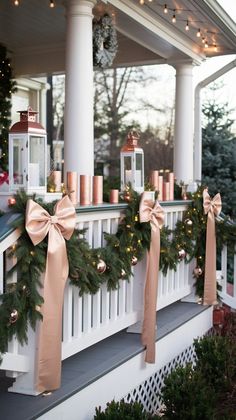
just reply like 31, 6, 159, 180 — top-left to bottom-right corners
0, 0, 235, 76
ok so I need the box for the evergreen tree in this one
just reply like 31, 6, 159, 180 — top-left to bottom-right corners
0, 44, 16, 171
202, 100, 236, 219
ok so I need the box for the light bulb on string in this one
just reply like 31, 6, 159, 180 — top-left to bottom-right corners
14, 0, 19, 5
164, 4, 168, 13
202, 37, 205, 43
204, 40, 208, 48
185, 20, 189, 31
214, 43, 218, 51
172, 11, 176, 23
50, 0, 55, 7
139, 0, 144, 5
196, 28, 201, 37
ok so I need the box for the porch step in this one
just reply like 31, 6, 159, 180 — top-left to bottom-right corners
0, 301, 209, 420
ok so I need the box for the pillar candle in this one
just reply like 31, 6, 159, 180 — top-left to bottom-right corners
93, 175, 103, 205
168, 172, 174, 201
158, 175, 163, 201
163, 181, 170, 201
149, 170, 159, 191
80, 175, 91, 205
109, 189, 119, 204
52, 171, 62, 192
67, 171, 78, 205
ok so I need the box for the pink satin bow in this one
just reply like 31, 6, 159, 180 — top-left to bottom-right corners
203, 189, 222, 305
139, 193, 164, 363
26, 195, 76, 393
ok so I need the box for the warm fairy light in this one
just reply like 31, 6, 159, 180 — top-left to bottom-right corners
185, 20, 189, 31
202, 37, 205, 43
50, 0, 55, 7
214, 44, 218, 51
205, 40, 208, 48
197, 28, 201, 37
139, 0, 145, 4
164, 4, 168, 13
14, 0, 19, 5
172, 11, 176, 23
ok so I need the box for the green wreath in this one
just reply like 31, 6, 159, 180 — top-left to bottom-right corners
93, 14, 118, 68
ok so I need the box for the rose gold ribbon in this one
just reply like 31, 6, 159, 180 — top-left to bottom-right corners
139, 192, 164, 363
203, 189, 222, 305
26, 196, 76, 392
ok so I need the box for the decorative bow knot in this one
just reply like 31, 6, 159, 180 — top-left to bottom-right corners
139, 192, 164, 363
26, 196, 76, 393
202, 189, 221, 306
139, 199, 165, 232
203, 189, 222, 218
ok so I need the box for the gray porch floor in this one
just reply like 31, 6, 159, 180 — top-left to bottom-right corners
0, 301, 209, 420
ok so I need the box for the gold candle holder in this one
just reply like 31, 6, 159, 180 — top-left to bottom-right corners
109, 189, 119, 204
163, 181, 170, 201
168, 172, 174, 201
80, 175, 91, 205
52, 170, 62, 192
93, 176, 103, 205
67, 172, 78, 205
158, 175, 163, 201
149, 170, 159, 191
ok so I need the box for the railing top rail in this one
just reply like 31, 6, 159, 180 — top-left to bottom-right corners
75, 200, 191, 214
0, 212, 21, 243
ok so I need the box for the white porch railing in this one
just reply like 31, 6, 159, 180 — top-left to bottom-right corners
0, 201, 194, 394
218, 244, 236, 309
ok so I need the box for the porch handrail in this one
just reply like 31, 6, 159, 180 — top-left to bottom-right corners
0, 200, 192, 395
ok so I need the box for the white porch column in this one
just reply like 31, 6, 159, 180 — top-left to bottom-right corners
64, 0, 95, 179
173, 63, 194, 184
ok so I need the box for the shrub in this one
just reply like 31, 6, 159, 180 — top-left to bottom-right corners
194, 335, 232, 391
160, 364, 215, 420
94, 399, 159, 419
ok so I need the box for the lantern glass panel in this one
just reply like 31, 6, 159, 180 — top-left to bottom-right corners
124, 156, 132, 185
29, 136, 45, 187
135, 153, 143, 187
13, 138, 24, 185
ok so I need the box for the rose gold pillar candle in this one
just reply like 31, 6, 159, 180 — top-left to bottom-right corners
149, 170, 159, 191
52, 170, 62, 192
168, 172, 174, 201
158, 175, 163, 201
163, 181, 170, 201
67, 171, 78, 205
80, 175, 91, 205
93, 175, 103, 204
109, 189, 119, 204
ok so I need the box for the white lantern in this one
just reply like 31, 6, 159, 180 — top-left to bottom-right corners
9, 107, 47, 194
120, 130, 144, 193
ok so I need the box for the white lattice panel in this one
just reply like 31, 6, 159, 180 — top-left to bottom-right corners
124, 343, 196, 414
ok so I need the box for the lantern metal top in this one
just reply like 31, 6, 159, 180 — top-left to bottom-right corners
9, 106, 46, 134
121, 130, 142, 152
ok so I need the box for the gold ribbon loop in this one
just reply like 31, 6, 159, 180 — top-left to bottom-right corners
203, 189, 222, 306
139, 193, 164, 363
26, 195, 76, 393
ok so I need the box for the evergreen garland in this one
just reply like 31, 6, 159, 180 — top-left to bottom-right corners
93, 14, 118, 68
0, 44, 17, 171
0, 187, 235, 363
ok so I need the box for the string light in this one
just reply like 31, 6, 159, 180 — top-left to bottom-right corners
204, 40, 208, 48
202, 37, 205, 43
214, 43, 218, 51
197, 28, 201, 37
164, 4, 168, 14
14, 0, 19, 5
185, 20, 189, 31
139, 0, 145, 4
172, 11, 176, 23
49, 0, 55, 7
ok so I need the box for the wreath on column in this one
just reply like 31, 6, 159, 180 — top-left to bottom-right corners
93, 14, 118, 68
